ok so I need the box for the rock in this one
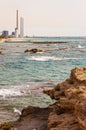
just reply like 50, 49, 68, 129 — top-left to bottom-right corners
12, 106, 50, 130
4, 67, 86, 130
70, 67, 86, 84
0, 51, 3, 55
48, 112, 79, 130
21, 106, 40, 117
0, 122, 11, 130
44, 67, 86, 130
24, 49, 29, 53
24, 48, 43, 53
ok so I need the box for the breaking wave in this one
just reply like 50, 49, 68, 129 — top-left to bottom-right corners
26, 56, 83, 61
78, 45, 85, 49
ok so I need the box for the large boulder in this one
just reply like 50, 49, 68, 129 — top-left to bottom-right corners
44, 67, 86, 130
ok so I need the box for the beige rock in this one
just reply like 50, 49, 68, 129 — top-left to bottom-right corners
45, 67, 86, 130
5, 67, 86, 130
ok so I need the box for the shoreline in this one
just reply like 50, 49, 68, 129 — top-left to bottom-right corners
0, 38, 67, 44
0, 36, 86, 44
0, 38, 6, 43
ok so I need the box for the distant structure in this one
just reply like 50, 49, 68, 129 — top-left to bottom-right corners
20, 17, 24, 38
15, 10, 19, 38
2, 30, 9, 38
0, 10, 25, 38
11, 32, 15, 38
14, 10, 24, 38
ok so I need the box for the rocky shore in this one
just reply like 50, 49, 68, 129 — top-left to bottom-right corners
0, 67, 86, 130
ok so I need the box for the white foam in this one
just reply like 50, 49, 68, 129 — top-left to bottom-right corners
0, 84, 33, 99
0, 88, 21, 98
26, 56, 83, 62
78, 45, 84, 48
26, 56, 63, 61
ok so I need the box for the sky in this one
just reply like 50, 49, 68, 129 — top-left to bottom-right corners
0, 0, 86, 36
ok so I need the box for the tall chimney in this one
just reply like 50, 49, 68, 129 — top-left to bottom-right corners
16, 10, 18, 29
15, 10, 19, 38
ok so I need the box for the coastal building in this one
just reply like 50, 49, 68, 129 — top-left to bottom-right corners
2, 30, 9, 38
12, 32, 15, 36
20, 17, 24, 38
11, 32, 15, 38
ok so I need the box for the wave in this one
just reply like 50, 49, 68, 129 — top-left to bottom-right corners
78, 45, 85, 48
0, 85, 31, 98
0, 88, 22, 98
26, 56, 83, 61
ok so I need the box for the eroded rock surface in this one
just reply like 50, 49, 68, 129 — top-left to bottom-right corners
1, 67, 86, 130
44, 67, 86, 130
12, 106, 50, 130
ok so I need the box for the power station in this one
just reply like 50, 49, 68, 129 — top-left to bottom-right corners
20, 17, 24, 38
0, 10, 24, 38
15, 10, 24, 38
15, 10, 19, 38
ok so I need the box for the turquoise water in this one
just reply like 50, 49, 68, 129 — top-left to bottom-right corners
0, 37, 86, 88
0, 37, 86, 122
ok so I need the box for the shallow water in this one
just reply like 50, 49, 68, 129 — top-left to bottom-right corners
0, 37, 86, 122
0, 38, 86, 88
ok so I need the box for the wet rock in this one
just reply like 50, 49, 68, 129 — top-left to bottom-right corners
0, 51, 3, 55
12, 106, 50, 130
24, 48, 43, 53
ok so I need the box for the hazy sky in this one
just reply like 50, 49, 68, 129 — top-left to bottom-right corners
0, 0, 86, 36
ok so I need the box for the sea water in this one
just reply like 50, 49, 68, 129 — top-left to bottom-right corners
0, 37, 86, 99
0, 37, 86, 122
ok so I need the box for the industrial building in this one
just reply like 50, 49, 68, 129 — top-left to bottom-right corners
20, 17, 24, 38
15, 10, 24, 38
2, 30, 9, 38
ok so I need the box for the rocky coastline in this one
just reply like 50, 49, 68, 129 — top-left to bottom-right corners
0, 67, 86, 130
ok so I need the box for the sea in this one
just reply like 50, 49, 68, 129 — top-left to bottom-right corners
0, 37, 86, 123
0, 37, 86, 122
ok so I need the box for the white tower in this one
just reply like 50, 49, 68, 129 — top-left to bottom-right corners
20, 17, 24, 38
15, 10, 19, 38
